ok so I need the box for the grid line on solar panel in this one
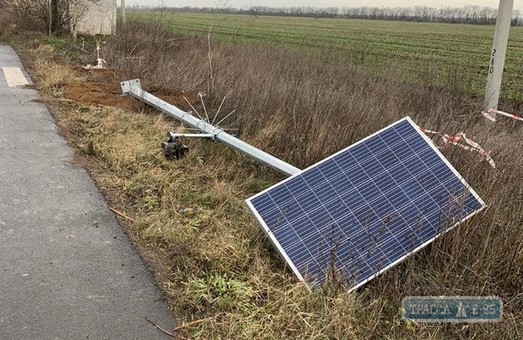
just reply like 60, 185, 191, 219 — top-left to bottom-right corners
247, 117, 485, 291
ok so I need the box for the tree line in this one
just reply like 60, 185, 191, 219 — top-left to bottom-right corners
134, 5, 522, 26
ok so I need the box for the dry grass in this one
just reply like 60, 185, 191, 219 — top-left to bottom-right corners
11, 20, 523, 339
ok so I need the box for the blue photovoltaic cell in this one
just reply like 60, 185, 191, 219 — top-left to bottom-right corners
246, 117, 485, 291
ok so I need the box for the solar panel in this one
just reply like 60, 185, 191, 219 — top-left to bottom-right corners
246, 117, 485, 292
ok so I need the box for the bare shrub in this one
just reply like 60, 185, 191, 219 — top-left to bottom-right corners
6, 0, 102, 34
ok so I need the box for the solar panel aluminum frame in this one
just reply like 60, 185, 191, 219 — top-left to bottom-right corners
246, 116, 486, 292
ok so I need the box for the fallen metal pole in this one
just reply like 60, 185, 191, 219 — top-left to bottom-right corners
121, 79, 301, 177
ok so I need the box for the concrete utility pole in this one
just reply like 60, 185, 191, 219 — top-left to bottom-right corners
483, 0, 514, 121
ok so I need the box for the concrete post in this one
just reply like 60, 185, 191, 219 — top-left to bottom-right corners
483, 0, 514, 121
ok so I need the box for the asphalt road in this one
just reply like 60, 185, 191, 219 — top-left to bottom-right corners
0, 45, 175, 339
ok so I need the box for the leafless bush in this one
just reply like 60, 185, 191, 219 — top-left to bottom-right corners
6, 0, 101, 34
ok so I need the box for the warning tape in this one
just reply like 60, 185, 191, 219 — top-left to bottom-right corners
421, 128, 496, 169
483, 108, 523, 122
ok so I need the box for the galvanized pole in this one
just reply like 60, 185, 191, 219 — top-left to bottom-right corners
121, 79, 301, 177
483, 0, 514, 121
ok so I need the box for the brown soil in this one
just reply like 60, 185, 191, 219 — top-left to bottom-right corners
63, 68, 198, 111
63, 81, 139, 110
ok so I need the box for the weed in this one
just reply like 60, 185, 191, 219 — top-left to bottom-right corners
185, 273, 254, 313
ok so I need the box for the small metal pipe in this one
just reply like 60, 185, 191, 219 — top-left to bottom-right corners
121, 79, 301, 177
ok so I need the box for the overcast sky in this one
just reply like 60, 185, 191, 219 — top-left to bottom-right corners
128, 0, 519, 10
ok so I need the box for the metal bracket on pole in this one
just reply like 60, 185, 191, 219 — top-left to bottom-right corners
121, 78, 141, 94
121, 79, 301, 177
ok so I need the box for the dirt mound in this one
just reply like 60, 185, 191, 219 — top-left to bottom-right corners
62, 68, 198, 111
63, 81, 138, 110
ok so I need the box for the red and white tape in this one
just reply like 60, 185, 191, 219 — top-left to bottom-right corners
421, 128, 496, 169
482, 108, 523, 122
